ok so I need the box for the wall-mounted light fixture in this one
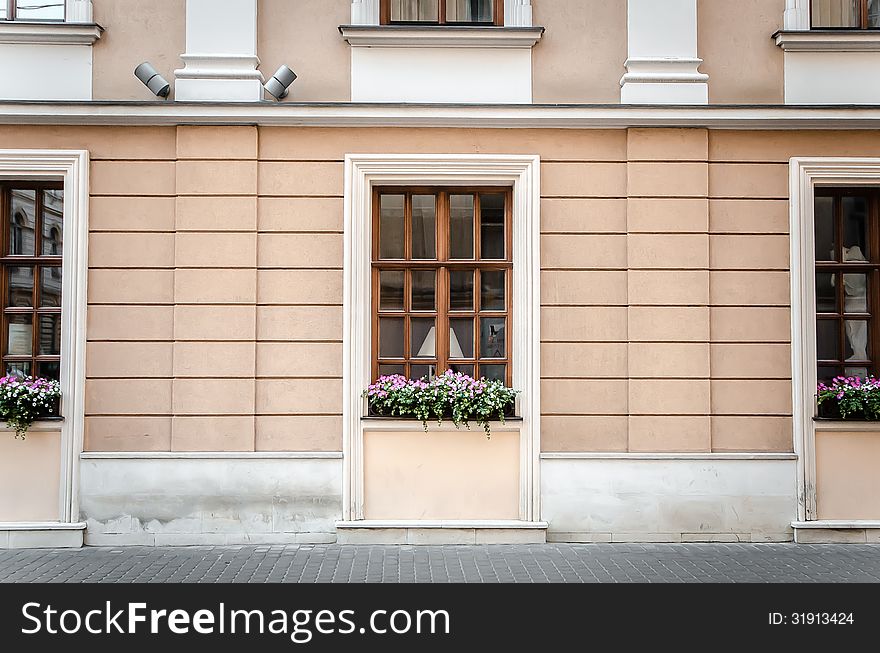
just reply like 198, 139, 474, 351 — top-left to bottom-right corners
264, 65, 297, 100
134, 62, 171, 98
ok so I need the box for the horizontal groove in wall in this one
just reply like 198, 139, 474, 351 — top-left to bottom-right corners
81, 451, 344, 459
540, 452, 797, 460
85, 413, 343, 418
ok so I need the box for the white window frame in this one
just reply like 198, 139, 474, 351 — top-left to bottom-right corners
789, 157, 880, 521
342, 154, 541, 523
0, 149, 89, 526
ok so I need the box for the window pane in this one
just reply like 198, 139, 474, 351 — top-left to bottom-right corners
411, 195, 436, 260
411, 270, 436, 311
842, 196, 869, 260
41, 267, 62, 307
7, 314, 32, 356
481, 270, 506, 311
817, 319, 840, 361
391, 0, 438, 22
410, 364, 434, 380
449, 270, 474, 311
449, 364, 474, 378
449, 318, 474, 359
379, 195, 405, 259
6, 362, 30, 377
816, 273, 837, 313
814, 196, 836, 262
7, 266, 34, 307
811, 0, 860, 27
449, 194, 474, 259
480, 317, 506, 358
379, 270, 404, 311
481, 364, 505, 382
845, 319, 870, 361
480, 193, 505, 259
871, 0, 880, 26
379, 364, 405, 377
411, 318, 435, 358
38, 314, 61, 356
818, 365, 841, 383
15, 0, 64, 20
9, 189, 35, 256
37, 361, 60, 381
843, 273, 868, 313
447, 0, 494, 22
845, 365, 870, 378
379, 317, 404, 358
42, 189, 63, 256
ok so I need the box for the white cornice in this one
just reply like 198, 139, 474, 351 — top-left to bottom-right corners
0, 21, 102, 45
339, 25, 543, 48
774, 29, 880, 51
7, 102, 880, 129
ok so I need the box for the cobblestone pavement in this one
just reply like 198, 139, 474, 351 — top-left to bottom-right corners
1, 543, 879, 583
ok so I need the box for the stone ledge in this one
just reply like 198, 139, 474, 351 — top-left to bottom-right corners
336, 520, 547, 544
547, 531, 793, 544
0, 522, 85, 549
792, 520, 880, 543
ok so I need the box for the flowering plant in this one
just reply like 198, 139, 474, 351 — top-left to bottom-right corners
0, 375, 62, 439
364, 371, 518, 436
816, 376, 880, 420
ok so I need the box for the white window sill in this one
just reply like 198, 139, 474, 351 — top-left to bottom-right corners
0, 418, 63, 433
774, 29, 880, 51
339, 24, 543, 48
0, 21, 102, 45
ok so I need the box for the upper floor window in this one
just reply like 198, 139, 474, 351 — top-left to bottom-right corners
811, 0, 880, 28
381, 0, 503, 26
1, 1, 65, 21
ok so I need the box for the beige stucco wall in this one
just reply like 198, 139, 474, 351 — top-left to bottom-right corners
0, 431, 61, 521
698, 0, 784, 104
815, 430, 880, 520
92, 0, 186, 101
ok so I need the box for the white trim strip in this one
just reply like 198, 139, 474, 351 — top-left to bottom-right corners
813, 420, 880, 432
792, 520, 880, 529
339, 26, 543, 48
540, 452, 798, 460
0, 521, 86, 531
336, 520, 548, 529
80, 451, 344, 460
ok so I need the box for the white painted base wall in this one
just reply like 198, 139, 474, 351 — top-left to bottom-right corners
79, 457, 342, 545
784, 51, 880, 104
0, 44, 92, 100
542, 458, 797, 542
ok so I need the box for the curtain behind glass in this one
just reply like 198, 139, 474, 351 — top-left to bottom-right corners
812, 0, 860, 27
447, 0, 493, 23
391, 0, 439, 22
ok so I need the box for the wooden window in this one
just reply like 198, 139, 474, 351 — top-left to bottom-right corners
814, 188, 880, 381
380, 0, 503, 26
811, 0, 880, 28
0, 181, 63, 387
1, 0, 65, 21
372, 188, 512, 385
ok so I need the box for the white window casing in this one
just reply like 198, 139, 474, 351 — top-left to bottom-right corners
784, 0, 811, 30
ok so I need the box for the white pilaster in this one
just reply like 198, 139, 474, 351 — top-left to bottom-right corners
504, 0, 532, 27
174, 0, 264, 102
351, 0, 379, 25
620, 0, 708, 104
784, 0, 811, 30
65, 0, 93, 22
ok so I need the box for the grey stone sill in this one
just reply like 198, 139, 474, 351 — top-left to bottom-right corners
0, 417, 63, 433
339, 24, 544, 48
0, 21, 103, 45
362, 416, 522, 421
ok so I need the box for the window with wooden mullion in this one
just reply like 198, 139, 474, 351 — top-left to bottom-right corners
811, 0, 880, 29
381, 0, 503, 26
2, 0, 66, 21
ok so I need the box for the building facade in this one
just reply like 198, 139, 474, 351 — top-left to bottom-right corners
0, 0, 878, 547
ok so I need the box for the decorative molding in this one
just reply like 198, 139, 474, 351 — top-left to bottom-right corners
783, 0, 811, 30
621, 58, 709, 85
80, 451, 343, 460
349, 0, 532, 27
540, 452, 798, 460
342, 154, 541, 523
66, 0, 93, 23
339, 25, 543, 48
0, 149, 89, 527
775, 30, 880, 51
0, 22, 102, 45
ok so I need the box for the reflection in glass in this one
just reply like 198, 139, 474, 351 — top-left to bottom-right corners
480, 193, 505, 259
391, 0, 438, 22
481, 364, 506, 382
871, 0, 880, 26
410, 364, 433, 380
411, 270, 436, 311
480, 317, 506, 358
842, 196, 869, 259
814, 196, 835, 261
449, 194, 474, 259
449, 270, 474, 311
845, 319, 870, 362
379, 270, 404, 311
450, 364, 474, 377
15, 0, 65, 20
6, 362, 30, 378
7, 314, 32, 356
38, 361, 60, 381
39, 314, 61, 356
379, 318, 404, 358
817, 320, 840, 361
379, 364, 405, 377
379, 195, 405, 259
818, 365, 840, 383
41, 267, 62, 307
816, 273, 837, 313
9, 190, 35, 256
447, 0, 493, 22
411, 195, 436, 259
481, 270, 505, 311
842, 273, 868, 316
449, 319, 474, 358
7, 266, 33, 307
811, 0, 859, 27
42, 189, 63, 256
411, 318, 435, 358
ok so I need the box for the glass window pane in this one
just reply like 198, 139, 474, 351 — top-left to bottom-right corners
481, 270, 506, 311
449, 270, 474, 311
391, 0, 438, 21
842, 196, 869, 260
843, 273, 868, 313
42, 189, 63, 256
41, 267, 62, 308
379, 317, 404, 358
481, 364, 506, 382
844, 365, 870, 379
447, 0, 494, 22
411, 195, 436, 260
871, 0, 880, 26
411, 318, 435, 358
38, 314, 61, 356
9, 189, 36, 256
37, 361, 60, 381
449, 318, 474, 359
410, 364, 434, 380
7, 313, 32, 356
845, 319, 870, 361
480, 193, 505, 259
6, 362, 30, 377
816, 272, 837, 313
411, 270, 436, 311
7, 266, 34, 307
379, 364, 405, 377
814, 196, 835, 262
811, 0, 860, 27
449, 364, 474, 378
818, 365, 841, 383
15, 0, 64, 20
449, 194, 474, 259
379, 270, 404, 311
480, 317, 506, 359
379, 194, 405, 259
817, 319, 840, 361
